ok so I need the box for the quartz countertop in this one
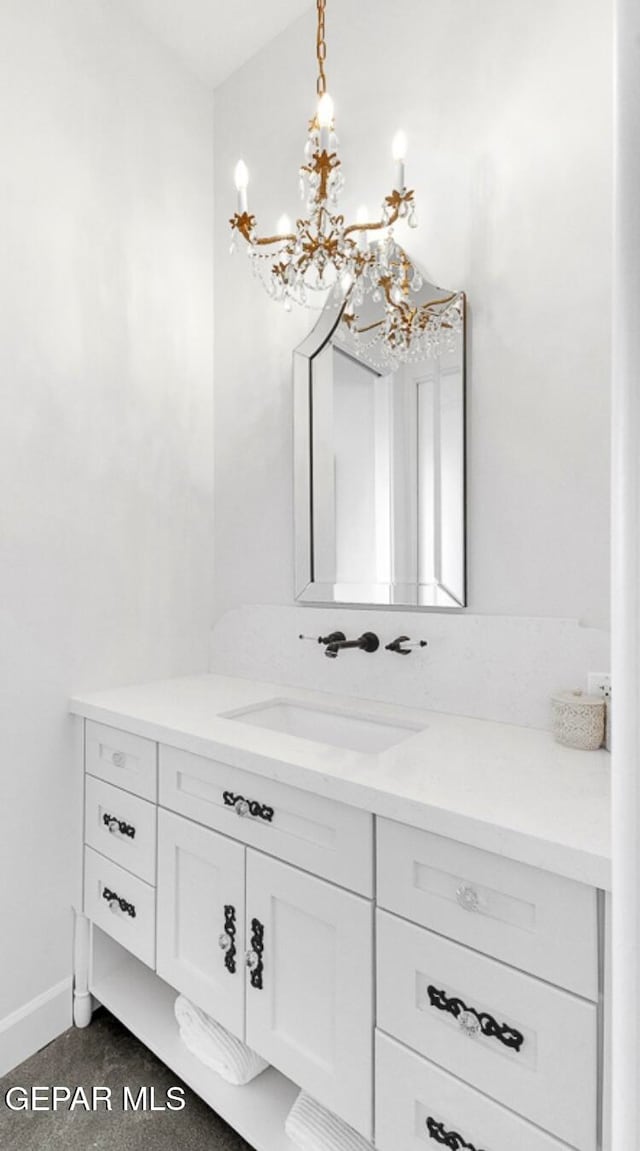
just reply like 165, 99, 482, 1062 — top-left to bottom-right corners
70, 673, 611, 889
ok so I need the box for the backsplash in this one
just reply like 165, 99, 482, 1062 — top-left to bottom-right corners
208, 606, 610, 731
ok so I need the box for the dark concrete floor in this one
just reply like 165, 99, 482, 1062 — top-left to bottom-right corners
0, 1010, 253, 1150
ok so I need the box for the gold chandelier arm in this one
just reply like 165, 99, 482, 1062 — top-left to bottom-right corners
347, 318, 385, 335
230, 212, 296, 246
344, 209, 400, 237
344, 217, 395, 239
418, 292, 460, 310
343, 189, 415, 239
253, 233, 297, 247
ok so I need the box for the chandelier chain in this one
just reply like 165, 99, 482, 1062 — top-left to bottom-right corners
316, 0, 327, 96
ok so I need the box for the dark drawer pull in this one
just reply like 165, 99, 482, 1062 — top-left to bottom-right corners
102, 887, 136, 918
218, 904, 237, 974
103, 812, 136, 839
223, 791, 274, 823
427, 985, 524, 1052
246, 917, 265, 989
426, 1117, 485, 1151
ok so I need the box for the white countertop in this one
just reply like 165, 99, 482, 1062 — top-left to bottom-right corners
70, 672, 611, 890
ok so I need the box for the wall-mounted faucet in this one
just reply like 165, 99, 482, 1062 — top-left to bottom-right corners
300, 630, 425, 658
325, 632, 380, 659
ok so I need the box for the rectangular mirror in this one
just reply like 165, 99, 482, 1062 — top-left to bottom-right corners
294, 278, 466, 607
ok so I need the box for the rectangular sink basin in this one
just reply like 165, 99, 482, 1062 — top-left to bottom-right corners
222, 698, 424, 754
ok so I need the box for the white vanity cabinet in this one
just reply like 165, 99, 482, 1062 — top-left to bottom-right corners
155, 807, 374, 1137
76, 715, 607, 1151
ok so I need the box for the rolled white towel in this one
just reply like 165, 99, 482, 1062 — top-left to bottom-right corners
285, 1092, 373, 1151
174, 995, 268, 1086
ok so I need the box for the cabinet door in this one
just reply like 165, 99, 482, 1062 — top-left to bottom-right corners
157, 809, 245, 1039
245, 851, 373, 1139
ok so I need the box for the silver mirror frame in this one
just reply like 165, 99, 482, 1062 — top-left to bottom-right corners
294, 301, 341, 604
293, 296, 467, 609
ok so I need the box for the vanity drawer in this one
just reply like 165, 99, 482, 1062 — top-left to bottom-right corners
84, 848, 156, 969
377, 818, 598, 999
376, 1031, 575, 1151
159, 745, 372, 896
377, 910, 597, 1151
85, 720, 157, 802
85, 775, 156, 885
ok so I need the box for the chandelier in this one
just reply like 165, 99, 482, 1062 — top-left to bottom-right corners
229, 0, 463, 362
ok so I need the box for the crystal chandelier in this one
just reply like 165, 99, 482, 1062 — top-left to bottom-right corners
229, 0, 463, 362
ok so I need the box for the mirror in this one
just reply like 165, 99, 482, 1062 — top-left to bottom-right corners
294, 272, 466, 607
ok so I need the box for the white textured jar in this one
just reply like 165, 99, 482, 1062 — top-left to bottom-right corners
551, 690, 605, 750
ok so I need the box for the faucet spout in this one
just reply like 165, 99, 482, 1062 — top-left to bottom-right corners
325, 631, 380, 658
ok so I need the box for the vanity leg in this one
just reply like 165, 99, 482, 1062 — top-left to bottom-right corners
73, 913, 92, 1028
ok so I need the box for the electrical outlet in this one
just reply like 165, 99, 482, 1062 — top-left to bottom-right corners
588, 672, 611, 698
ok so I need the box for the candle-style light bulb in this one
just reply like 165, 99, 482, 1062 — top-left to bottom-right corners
234, 160, 249, 213
356, 204, 369, 252
317, 92, 334, 128
392, 131, 407, 161
317, 92, 335, 152
392, 131, 407, 191
234, 160, 249, 189
277, 214, 292, 236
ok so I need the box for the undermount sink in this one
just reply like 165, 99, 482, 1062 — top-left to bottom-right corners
222, 698, 424, 753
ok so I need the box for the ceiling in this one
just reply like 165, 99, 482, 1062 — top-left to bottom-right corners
125, 0, 314, 89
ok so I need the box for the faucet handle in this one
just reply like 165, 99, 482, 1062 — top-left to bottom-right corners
299, 631, 346, 646
320, 631, 347, 645
386, 636, 428, 655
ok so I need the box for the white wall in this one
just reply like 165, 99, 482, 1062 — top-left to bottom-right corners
213, 0, 612, 630
0, 0, 214, 1054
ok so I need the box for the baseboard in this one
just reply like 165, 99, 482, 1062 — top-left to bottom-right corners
0, 979, 72, 1077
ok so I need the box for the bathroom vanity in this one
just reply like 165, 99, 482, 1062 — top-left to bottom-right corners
70, 673, 610, 1151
